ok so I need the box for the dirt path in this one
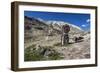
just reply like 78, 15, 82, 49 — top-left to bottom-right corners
54, 39, 90, 60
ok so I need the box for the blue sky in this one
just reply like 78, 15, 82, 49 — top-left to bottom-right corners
24, 11, 90, 31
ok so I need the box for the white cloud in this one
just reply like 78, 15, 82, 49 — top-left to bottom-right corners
82, 24, 86, 27
86, 19, 90, 23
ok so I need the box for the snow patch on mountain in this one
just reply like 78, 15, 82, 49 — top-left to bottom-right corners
46, 20, 83, 31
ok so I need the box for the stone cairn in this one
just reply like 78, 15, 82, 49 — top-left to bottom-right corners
61, 24, 70, 46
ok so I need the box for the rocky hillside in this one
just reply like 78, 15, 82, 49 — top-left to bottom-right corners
24, 16, 85, 41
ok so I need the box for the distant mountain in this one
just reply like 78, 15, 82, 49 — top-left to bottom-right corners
45, 20, 84, 34
46, 20, 82, 31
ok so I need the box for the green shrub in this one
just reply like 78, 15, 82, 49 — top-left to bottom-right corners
24, 45, 64, 61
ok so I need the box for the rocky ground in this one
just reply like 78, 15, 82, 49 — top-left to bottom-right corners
24, 33, 90, 61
